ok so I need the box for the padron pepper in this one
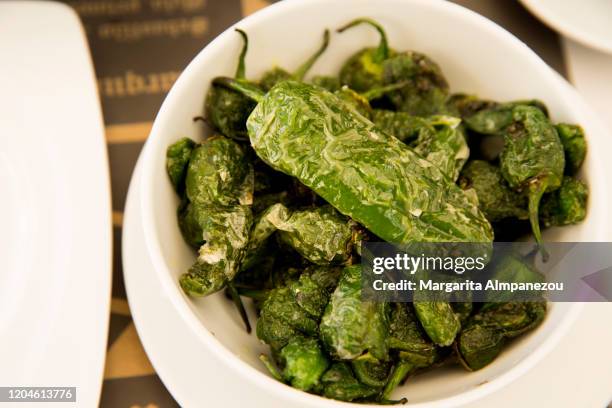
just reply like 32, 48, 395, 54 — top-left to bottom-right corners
204, 29, 257, 141
256, 266, 342, 352
258, 29, 330, 92
337, 18, 394, 92
320, 265, 390, 361
337, 18, 449, 115
255, 266, 342, 391
499, 105, 565, 248
168, 136, 255, 331
457, 301, 545, 370
381, 51, 449, 116
457, 256, 545, 370
176, 136, 254, 295
458, 160, 528, 222
214, 78, 493, 243
168, 136, 255, 296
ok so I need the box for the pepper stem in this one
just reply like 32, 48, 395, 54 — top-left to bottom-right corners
226, 282, 251, 333
362, 81, 410, 101
528, 178, 550, 262
293, 29, 330, 81
337, 18, 390, 63
380, 361, 413, 401
234, 29, 248, 79
259, 354, 284, 382
213, 77, 265, 103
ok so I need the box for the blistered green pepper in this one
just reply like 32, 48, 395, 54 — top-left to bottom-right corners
338, 18, 449, 115
337, 18, 394, 92
166, 137, 195, 194
463, 99, 549, 135
179, 205, 252, 296
412, 115, 469, 181
204, 29, 257, 141
500, 105, 565, 247
319, 362, 380, 402
258, 30, 330, 92
214, 79, 493, 243
256, 266, 342, 352
185, 135, 253, 207
540, 176, 588, 227
169, 135, 255, 330
176, 135, 255, 295
555, 123, 587, 175
458, 160, 528, 222
382, 51, 449, 116
320, 265, 390, 361
457, 301, 545, 371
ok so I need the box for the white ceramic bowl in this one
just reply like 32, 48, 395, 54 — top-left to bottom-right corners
139, 0, 611, 406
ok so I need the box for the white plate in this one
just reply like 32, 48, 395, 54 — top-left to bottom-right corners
520, 0, 612, 54
0, 2, 111, 406
124, 158, 612, 408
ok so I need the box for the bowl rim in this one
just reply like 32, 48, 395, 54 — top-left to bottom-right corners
138, 0, 605, 405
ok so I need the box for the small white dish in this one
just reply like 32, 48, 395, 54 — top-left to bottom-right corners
137, 0, 612, 406
0, 2, 111, 406
520, 0, 612, 55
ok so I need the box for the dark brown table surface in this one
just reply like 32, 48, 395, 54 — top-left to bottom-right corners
60, 1, 568, 406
